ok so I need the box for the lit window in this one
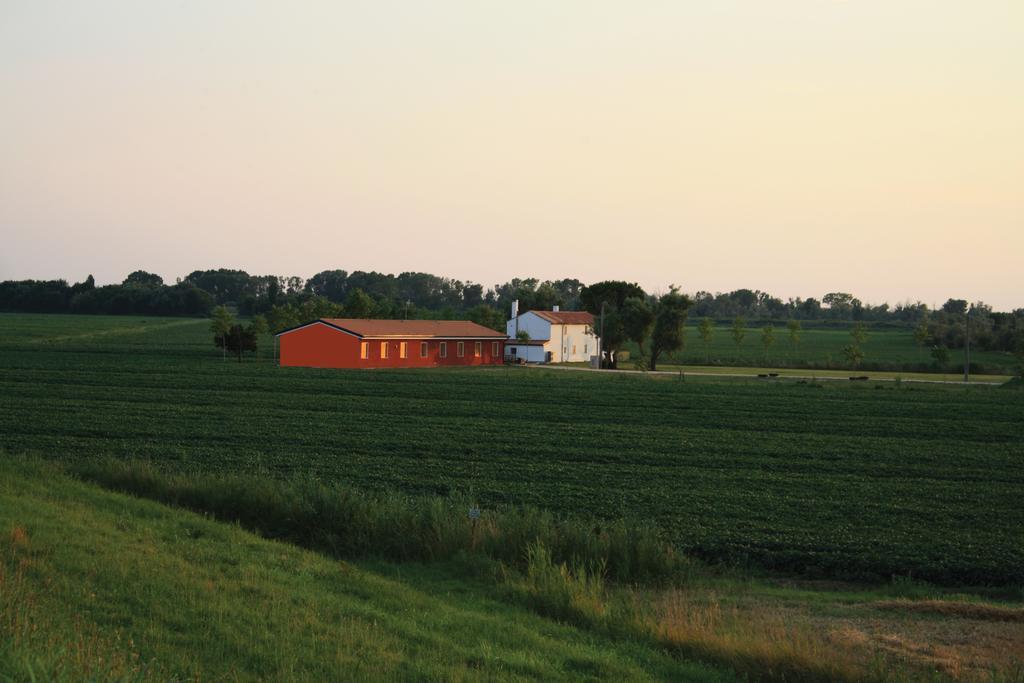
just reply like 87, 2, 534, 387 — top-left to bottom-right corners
474, 341, 482, 357
380, 342, 388, 359
457, 341, 465, 357
360, 342, 369, 359
420, 341, 428, 358
400, 341, 408, 359
439, 342, 447, 358
492, 341, 499, 357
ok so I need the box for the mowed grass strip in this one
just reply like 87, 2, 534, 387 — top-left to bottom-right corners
0, 459, 731, 682
1, 313, 1022, 585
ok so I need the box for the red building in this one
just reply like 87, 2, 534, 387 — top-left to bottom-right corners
276, 318, 507, 369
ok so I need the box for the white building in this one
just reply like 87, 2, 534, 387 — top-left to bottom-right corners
505, 302, 598, 364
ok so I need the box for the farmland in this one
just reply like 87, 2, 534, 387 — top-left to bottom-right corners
630, 321, 1020, 375
1, 313, 1023, 586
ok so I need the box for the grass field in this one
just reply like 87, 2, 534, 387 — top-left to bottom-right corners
2, 312, 1022, 587
1, 458, 733, 682
624, 322, 1020, 375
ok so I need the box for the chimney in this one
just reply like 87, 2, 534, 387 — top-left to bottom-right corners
511, 299, 519, 319
552, 305, 560, 312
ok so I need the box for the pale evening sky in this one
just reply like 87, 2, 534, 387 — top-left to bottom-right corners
1, 1, 1022, 309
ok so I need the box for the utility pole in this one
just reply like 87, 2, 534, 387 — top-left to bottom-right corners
964, 305, 971, 383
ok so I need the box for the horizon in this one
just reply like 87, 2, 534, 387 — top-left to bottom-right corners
2, 2, 1022, 310
17, 265, 1019, 313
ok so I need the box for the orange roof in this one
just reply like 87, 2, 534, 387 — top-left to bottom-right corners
527, 310, 594, 325
280, 318, 506, 339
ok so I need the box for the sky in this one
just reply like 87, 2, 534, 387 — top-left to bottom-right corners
1, 1, 1022, 310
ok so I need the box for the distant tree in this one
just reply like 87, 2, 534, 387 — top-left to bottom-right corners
913, 316, 931, 360
731, 317, 746, 351
931, 344, 950, 369
850, 322, 869, 346
841, 344, 864, 368
620, 297, 655, 348
209, 306, 234, 360
581, 282, 650, 369
942, 299, 968, 316
267, 304, 299, 334
343, 288, 375, 318
267, 277, 280, 306
579, 281, 647, 314
123, 270, 164, 288
786, 319, 802, 361
184, 269, 253, 304
516, 330, 531, 342
648, 288, 692, 371
251, 315, 269, 337
466, 304, 505, 332
698, 317, 715, 364
760, 325, 775, 363
216, 323, 258, 362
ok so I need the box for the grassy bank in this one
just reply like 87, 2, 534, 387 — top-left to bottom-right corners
5, 457, 1022, 682
0, 458, 730, 682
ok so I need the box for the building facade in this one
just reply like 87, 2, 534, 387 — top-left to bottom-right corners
504, 305, 597, 364
277, 319, 506, 369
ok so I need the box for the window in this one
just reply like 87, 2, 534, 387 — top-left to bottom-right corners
360, 342, 369, 360
457, 341, 465, 357
420, 341, 428, 358
572, 344, 576, 355
492, 341, 499, 357
474, 342, 482, 357
400, 341, 408, 359
439, 342, 447, 358
584, 343, 588, 354
380, 341, 388, 359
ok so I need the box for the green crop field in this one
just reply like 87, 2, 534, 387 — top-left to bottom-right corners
626, 322, 1019, 374
2, 312, 1022, 586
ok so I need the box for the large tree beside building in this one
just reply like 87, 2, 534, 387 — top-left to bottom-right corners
648, 288, 692, 371
579, 281, 650, 368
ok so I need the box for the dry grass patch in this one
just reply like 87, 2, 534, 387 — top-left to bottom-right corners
869, 599, 1024, 623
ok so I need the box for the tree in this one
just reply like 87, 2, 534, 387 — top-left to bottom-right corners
123, 270, 164, 288
466, 304, 505, 331
823, 290, 856, 317
216, 323, 258, 362
579, 281, 646, 314
648, 288, 692, 371
850, 322, 869, 346
913, 316, 931, 360
942, 299, 968, 316
251, 315, 268, 336
731, 317, 746, 352
698, 317, 715, 364
760, 325, 775, 363
841, 344, 864, 368
515, 330, 531, 342
931, 344, 950, 369
343, 288, 375, 318
210, 306, 234, 360
580, 281, 650, 368
786, 319, 802, 362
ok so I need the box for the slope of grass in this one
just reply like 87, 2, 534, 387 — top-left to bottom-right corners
1, 312, 1022, 585
7, 457, 1021, 682
0, 458, 731, 682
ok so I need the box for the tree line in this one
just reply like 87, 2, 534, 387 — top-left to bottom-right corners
2, 268, 1021, 357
